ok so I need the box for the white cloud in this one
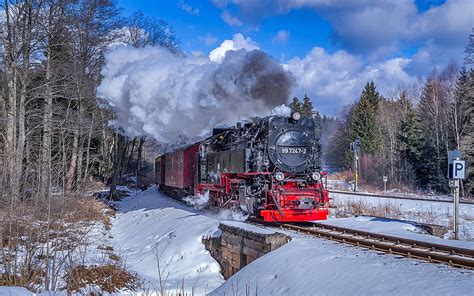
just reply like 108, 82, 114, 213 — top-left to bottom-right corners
221, 10, 243, 26
199, 33, 218, 46
284, 47, 414, 114
178, 1, 199, 15
206, 34, 417, 114
272, 30, 289, 43
209, 33, 259, 62
213, 0, 472, 64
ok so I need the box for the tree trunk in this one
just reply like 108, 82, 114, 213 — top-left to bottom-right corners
136, 136, 145, 174
84, 112, 95, 182
3, 0, 19, 203
110, 133, 126, 198
65, 126, 79, 192
38, 67, 53, 199
124, 138, 136, 174
76, 137, 84, 188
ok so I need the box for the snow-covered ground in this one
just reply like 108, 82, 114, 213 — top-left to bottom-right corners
111, 187, 224, 294
332, 192, 474, 241
210, 232, 474, 296
327, 179, 461, 201
112, 189, 474, 295
0, 287, 69, 296
320, 216, 474, 249
4, 187, 474, 295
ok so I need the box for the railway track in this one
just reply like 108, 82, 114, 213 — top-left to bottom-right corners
251, 219, 474, 270
329, 189, 474, 205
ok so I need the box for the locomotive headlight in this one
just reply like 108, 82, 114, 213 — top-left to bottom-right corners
275, 172, 285, 181
292, 111, 301, 121
311, 172, 321, 181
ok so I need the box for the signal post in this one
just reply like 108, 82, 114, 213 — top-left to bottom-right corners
448, 150, 466, 240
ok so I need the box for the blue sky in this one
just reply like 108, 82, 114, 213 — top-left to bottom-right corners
117, 0, 473, 114
118, 0, 335, 59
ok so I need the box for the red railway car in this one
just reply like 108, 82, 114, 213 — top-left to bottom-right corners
160, 143, 199, 195
156, 112, 330, 222
154, 155, 165, 186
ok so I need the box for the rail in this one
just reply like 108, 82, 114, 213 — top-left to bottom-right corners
250, 219, 474, 270
329, 189, 474, 205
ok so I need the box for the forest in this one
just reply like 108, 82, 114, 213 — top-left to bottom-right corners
0, 1, 178, 290
292, 56, 473, 197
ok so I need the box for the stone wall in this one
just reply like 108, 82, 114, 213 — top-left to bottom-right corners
203, 222, 290, 279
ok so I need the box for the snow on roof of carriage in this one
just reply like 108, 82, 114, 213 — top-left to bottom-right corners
210, 236, 474, 296
221, 220, 278, 235
319, 216, 474, 249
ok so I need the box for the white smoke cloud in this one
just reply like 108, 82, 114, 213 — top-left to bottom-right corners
209, 33, 259, 63
97, 45, 294, 143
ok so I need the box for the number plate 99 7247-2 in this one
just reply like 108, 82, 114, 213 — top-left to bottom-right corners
279, 147, 307, 154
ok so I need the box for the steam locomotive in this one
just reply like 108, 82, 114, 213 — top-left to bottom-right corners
155, 111, 329, 222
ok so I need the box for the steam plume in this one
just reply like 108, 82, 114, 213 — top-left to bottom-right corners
97, 46, 294, 143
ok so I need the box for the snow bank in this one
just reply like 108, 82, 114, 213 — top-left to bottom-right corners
0, 287, 66, 295
111, 187, 224, 294
320, 216, 474, 249
221, 221, 277, 235
332, 192, 474, 241
210, 235, 474, 295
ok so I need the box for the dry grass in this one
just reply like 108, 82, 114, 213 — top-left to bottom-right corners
334, 199, 443, 226
328, 170, 354, 183
66, 264, 139, 294
335, 199, 402, 219
0, 192, 121, 292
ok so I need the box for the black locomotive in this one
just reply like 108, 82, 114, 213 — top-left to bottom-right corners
156, 111, 330, 222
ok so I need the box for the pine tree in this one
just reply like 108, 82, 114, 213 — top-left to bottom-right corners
398, 103, 422, 185
418, 136, 443, 191
313, 110, 322, 135
417, 74, 450, 193
459, 69, 474, 195
301, 94, 314, 117
452, 68, 469, 150
290, 97, 302, 113
464, 28, 474, 66
350, 81, 382, 155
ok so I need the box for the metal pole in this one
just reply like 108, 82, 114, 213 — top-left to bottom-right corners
454, 178, 460, 240
384, 180, 387, 192
354, 155, 358, 192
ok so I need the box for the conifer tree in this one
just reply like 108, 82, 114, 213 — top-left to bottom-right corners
350, 81, 382, 155
398, 102, 422, 185
464, 28, 474, 66
417, 74, 450, 192
453, 68, 469, 149
459, 69, 474, 195
418, 136, 443, 191
301, 94, 314, 117
290, 97, 302, 113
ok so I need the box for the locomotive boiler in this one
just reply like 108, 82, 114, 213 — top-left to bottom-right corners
155, 111, 329, 222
